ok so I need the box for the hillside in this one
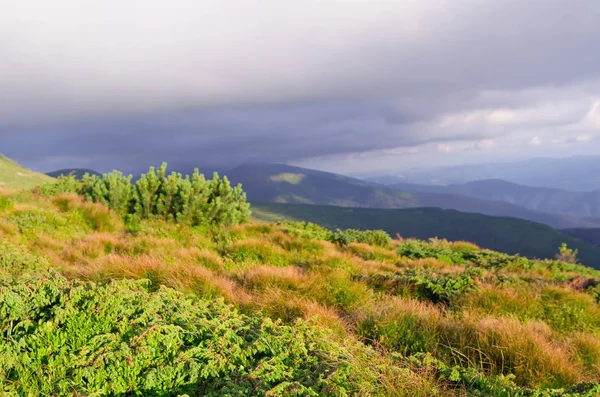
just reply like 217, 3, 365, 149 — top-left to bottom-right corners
46, 168, 102, 179
563, 228, 600, 248
369, 155, 600, 191
227, 163, 599, 229
2, 183, 600, 395
0, 154, 54, 189
251, 202, 600, 268
392, 179, 600, 218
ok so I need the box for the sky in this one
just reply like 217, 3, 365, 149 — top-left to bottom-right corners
1, 0, 600, 176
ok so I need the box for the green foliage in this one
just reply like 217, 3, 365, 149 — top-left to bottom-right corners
408, 353, 600, 397
557, 242, 579, 264
36, 174, 79, 197
330, 228, 392, 248
277, 221, 332, 240
278, 221, 391, 248
358, 267, 482, 304
0, 274, 376, 396
0, 241, 49, 276
80, 170, 133, 215
0, 194, 14, 212
397, 239, 474, 264
77, 163, 251, 226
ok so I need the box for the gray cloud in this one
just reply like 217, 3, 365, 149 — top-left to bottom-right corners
2, 0, 600, 173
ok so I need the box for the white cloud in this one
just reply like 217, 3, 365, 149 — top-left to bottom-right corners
437, 143, 455, 153
530, 136, 542, 146
477, 139, 496, 150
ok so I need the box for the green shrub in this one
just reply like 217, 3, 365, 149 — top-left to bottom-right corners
0, 241, 49, 275
0, 274, 382, 396
397, 239, 470, 264
0, 194, 14, 212
78, 163, 251, 226
556, 242, 579, 264
80, 170, 133, 215
278, 221, 332, 241
36, 174, 80, 197
358, 267, 482, 304
408, 353, 600, 397
330, 228, 391, 248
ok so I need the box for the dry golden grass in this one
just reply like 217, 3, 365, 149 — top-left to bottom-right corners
346, 242, 398, 263
449, 315, 583, 387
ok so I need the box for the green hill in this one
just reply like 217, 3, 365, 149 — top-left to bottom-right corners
563, 228, 600, 248
227, 163, 600, 229
0, 154, 54, 190
251, 202, 600, 268
46, 168, 102, 179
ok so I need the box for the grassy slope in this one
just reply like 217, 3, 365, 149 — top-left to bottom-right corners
2, 189, 600, 395
0, 154, 54, 190
227, 163, 598, 229
563, 228, 600, 248
251, 202, 600, 268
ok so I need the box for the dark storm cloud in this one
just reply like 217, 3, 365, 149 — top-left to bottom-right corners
2, 0, 600, 172
3, 101, 490, 173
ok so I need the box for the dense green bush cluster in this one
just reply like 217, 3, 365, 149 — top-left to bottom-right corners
278, 221, 391, 247
38, 163, 251, 226
397, 239, 478, 264
357, 267, 482, 304
330, 228, 392, 247
0, 273, 381, 396
396, 239, 596, 275
277, 221, 332, 241
0, 241, 49, 276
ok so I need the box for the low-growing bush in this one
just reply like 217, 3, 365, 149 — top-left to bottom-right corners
36, 174, 80, 197
0, 273, 401, 396
357, 267, 482, 304
330, 228, 392, 248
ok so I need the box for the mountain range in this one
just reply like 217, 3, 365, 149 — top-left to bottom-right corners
1, 153, 598, 265
224, 163, 600, 229
390, 179, 600, 218
367, 155, 600, 191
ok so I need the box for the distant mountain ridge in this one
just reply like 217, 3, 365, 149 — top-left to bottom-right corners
46, 168, 102, 179
225, 163, 600, 229
369, 156, 600, 191
390, 179, 600, 219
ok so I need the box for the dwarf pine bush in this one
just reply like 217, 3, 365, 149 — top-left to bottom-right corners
40, 163, 251, 226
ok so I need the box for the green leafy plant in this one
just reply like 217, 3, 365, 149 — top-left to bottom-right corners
557, 242, 579, 264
